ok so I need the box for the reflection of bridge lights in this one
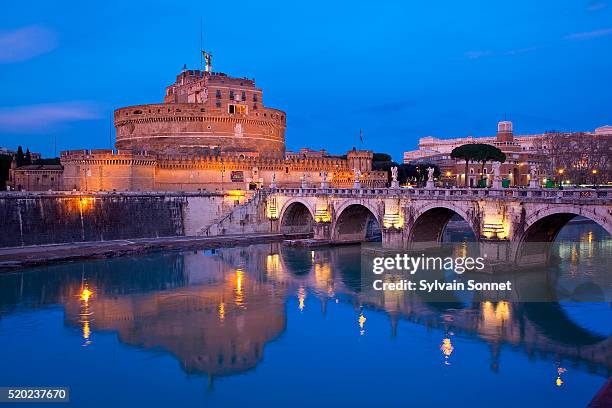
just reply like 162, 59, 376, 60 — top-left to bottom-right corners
234, 269, 245, 306
556, 367, 567, 387
495, 301, 510, 321
218, 302, 225, 322
82, 320, 91, 342
314, 262, 332, 291
298, 287, 306, 312
358, 312, 366, 336
440, 338, 454, 365
265, 254, 282, 276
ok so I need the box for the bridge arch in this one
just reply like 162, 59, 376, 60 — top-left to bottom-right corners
332, 202, 382, 243
408, 203, 478, 242
515, 205, 611, 263
279, 199, 315, 234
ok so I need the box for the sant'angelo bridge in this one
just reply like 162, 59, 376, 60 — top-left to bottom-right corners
262, 185, 612, 266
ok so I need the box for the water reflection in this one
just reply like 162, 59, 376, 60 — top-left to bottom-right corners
0, 222, 609, 404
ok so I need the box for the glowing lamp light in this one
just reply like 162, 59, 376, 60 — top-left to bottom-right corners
558, 168, 565, 175
445, 171, 452, 177
314, 207, 331, 223
266, 198, 278, 220
592, 169, 598, 174
482, 223, 506, 239
383, 213, 402, 229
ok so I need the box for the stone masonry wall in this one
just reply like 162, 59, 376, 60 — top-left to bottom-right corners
0, 192, 240, 248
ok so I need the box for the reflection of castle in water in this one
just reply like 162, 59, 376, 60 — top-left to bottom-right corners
62, 253, 286, 378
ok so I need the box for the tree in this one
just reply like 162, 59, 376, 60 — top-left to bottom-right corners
451, 143, 505, 187
372, 152, 392, 162
474, 144, 506, 175
0, 154, 11, 190
399, 163, 440, 186
451, 144, 481, 187
371, 152, 397, 186
16, 146, 25, 167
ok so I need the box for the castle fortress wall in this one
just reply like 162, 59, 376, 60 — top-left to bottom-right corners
61, 150, 387, 191
114, 103, 286, 158
61, 150, 156, 192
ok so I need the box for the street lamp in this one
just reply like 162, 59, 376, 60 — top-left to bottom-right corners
220, 159, 225, 191
557, 168, 565, 187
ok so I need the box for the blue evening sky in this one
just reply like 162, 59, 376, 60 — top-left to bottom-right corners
1, 0, 611, 160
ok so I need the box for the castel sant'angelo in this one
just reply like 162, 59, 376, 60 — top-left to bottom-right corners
60, 52, 386, 192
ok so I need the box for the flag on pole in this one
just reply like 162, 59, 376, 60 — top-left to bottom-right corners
359, 129, 363, 145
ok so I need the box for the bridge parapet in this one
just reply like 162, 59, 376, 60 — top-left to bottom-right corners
267, 187, 612, 204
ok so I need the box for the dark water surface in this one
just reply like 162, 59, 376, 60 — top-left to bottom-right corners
0, 222, 610, 407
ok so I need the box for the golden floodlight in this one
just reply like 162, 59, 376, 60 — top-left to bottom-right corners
314, 207, 331, 223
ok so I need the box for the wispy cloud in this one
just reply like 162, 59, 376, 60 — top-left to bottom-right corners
0, 102, 102, 132
564, 27, 612, 40
465, 46, 541, 60
0, 25, 58, 64
587, 1, 607, 11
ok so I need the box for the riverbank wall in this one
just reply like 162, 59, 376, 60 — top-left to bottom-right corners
0, 191, 268, 248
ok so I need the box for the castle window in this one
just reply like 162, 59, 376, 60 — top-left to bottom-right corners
229, 90, 235, 100
253, 94, 258, 102
228, 104, 247, 114
253, 103, 258, 110
241, 91, 246, 101
215, 90, 221, 98
216, 102, 221, 108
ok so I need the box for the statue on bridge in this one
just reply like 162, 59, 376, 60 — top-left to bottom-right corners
321, 171, 329, 189
426, 167, 435, 189
529, 165, 539, 189
492, 161, 502, 189
391, 166, 399, 189
353, 168, 362, 189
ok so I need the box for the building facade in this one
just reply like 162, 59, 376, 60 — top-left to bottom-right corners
404, 121, 611, 187
9, 164, 63, 191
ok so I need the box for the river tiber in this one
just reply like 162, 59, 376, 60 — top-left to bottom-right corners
0, 4, 611, 407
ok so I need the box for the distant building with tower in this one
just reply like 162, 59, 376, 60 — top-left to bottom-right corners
404, 121, 611, 187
